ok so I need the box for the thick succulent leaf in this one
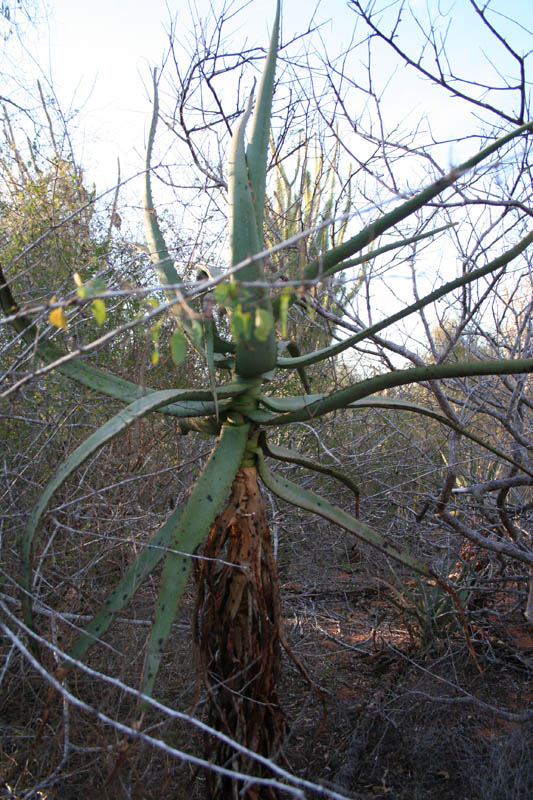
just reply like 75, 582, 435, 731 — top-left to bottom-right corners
0, 272, 239, 410
259, 392, 325, 412
246, 0, 280, 234
271, 223, 455, 318
278, 229, 533, 369
228, 93, 261, 272
21, 388, 219, 638
144, 73, 233, 356
242, 408, 280, 423
0, 272, 160, 402
170, 327, 187, 366
321, 223, 456, 280
303, 121, 533, 282
261, 394, 533, 478
41, 344, 238, 417
284, 341, 312, 393
45, 361, 246, 416
227, 29, 277, 377
204, 318, 218, 421
140, 422, 250, 701
64, 502, 185, 668
256, 446, 431, 577
261, 435, 359, 514
348, 397, 533, 479
266, 357, 533, 425
35, 340, 158, 401
144, 71, 184, 291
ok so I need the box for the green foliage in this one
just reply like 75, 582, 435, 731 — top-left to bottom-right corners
384, 564, 476, 648
140, 421, 249, 700
169, 327, 187, 366
0, 112, 97, 298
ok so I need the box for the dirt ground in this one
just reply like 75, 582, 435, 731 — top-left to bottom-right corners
1, 533, 532, 800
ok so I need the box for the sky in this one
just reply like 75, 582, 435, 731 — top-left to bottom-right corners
5, 0, 348, 194
4, 0, 531, 199
1, 0, 531, 353
2, 0, 531, 273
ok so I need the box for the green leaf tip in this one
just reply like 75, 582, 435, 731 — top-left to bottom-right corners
227, 2, 281, 378
144, 70, 182, 291
246, 0, 281, 234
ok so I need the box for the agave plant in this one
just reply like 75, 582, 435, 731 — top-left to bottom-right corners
2, 1, 533, 796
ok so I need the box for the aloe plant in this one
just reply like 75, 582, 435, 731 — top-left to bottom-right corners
2, 1, 533, 796
383, 562, 477, 648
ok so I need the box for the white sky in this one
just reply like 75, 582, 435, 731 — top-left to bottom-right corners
4, 0, 531, 199
1, 0, 530, 355
8, 1, 350, 192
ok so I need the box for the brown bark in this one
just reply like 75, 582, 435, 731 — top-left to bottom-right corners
193, 467, 286, 799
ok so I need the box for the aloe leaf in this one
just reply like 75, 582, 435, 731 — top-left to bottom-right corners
259, 392, 325, 412
320, 223, 456, 280
271, 223, 455, 316
144, 70, 183, 291
140, 422, 250, 701
0, 272, 236, 411
255, 446, 431, 577
235, 408, 278, 423
64, 502, 185, 668
170, 328, 187, 366
144, 80, 197, 350
35, 340, 157, 400
34, 332, 245, 413
228, 92, 260, 273
228, 27, 277, 377
267, 356, 533, 426
278, 229, 533, 369
21, 388, 221, 638
278, 356, 533, 424
0, 273, 158, 402
246, 0, 280, 234
144, 74, 234, 359
303, 121, 533, 282
204, 318, 218, 422
261, 435, 359, 513
262, 392, 533, 480
48, 347, 234, 418
285, 341, 312, 393
348, 397, 533, 479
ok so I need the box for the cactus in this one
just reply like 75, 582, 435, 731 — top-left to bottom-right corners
3, 1, 533, 796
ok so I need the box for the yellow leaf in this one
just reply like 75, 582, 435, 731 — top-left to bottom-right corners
74, 271, 86, 298
91, 298, 106, 325
49, 306, 67, 329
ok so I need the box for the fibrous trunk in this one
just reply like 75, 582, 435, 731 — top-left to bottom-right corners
194, 467, 285, 799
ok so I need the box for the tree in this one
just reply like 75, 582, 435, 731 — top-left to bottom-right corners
1, 1, 532, 798
319, 0, 533, 629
